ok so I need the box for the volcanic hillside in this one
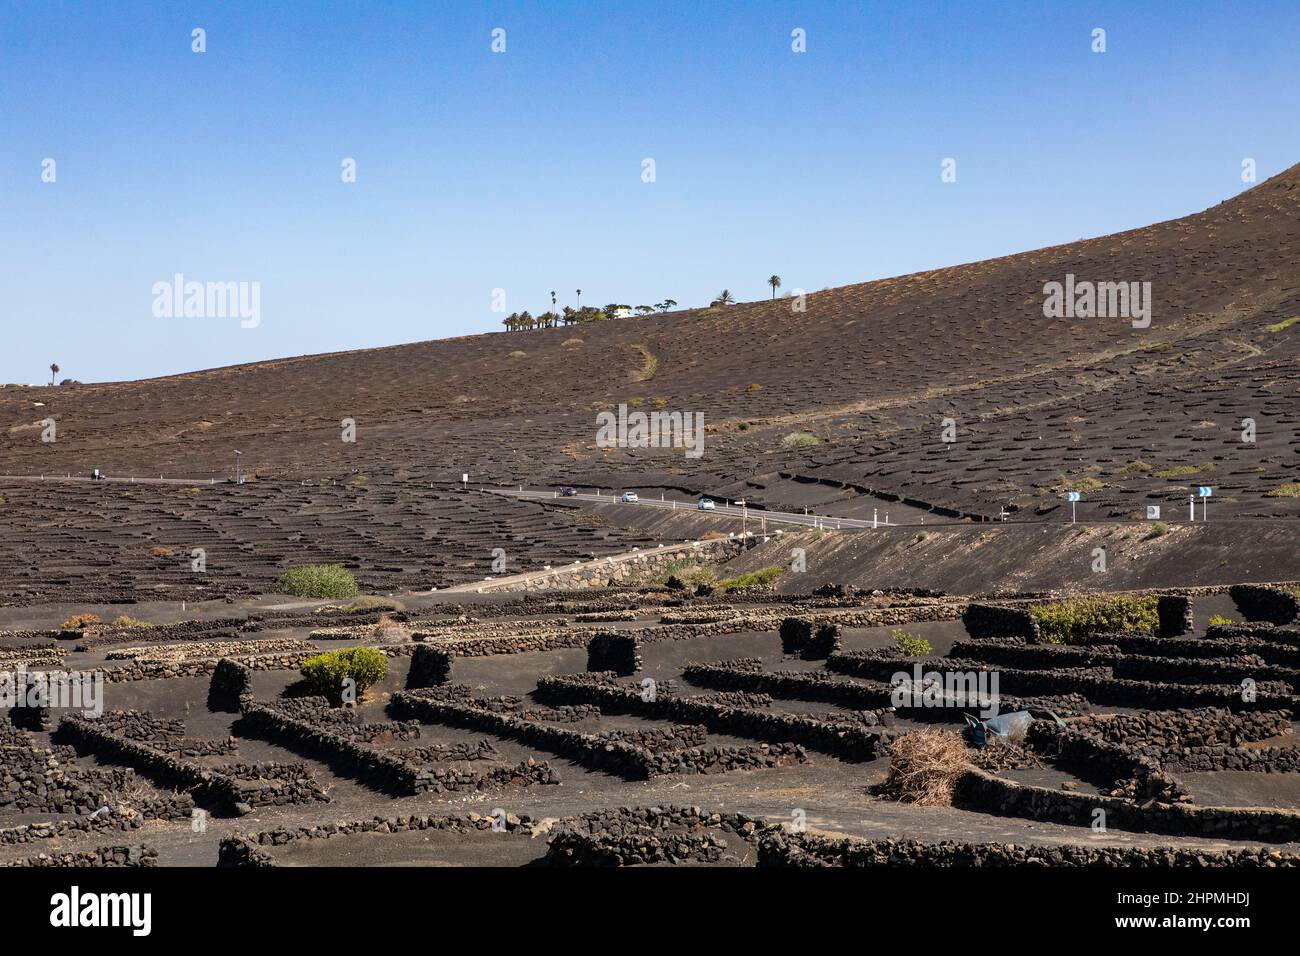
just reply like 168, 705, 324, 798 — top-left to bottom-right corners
9, 166, 1300, 512
1, 164, 1297, 601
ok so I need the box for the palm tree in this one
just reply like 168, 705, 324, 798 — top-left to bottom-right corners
713, 290, 734, 307
550, 290, 557, 308
561, 306, 576, 325
519, 310, 534, 331
768, 275, 781, 299
49, 363, 59, 386
576, 289, 582, 308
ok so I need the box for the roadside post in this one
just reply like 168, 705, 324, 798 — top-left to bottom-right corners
1066, 490, 1080, 523
1197, 486, 1212, 522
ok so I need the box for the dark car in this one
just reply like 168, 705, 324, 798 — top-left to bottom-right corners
560, 486, 577, 497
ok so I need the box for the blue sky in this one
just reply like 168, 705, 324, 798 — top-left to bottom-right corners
3, 0, 1299, 383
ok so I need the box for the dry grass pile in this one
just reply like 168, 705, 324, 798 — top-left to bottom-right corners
372, 612, 412, 642
879, 728, 971, 806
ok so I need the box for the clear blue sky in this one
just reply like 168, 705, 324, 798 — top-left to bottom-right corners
3, 0, 1299, 383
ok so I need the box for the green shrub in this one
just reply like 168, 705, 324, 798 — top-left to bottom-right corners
716, 566, 782, 593
780, 431, 819, 449
1030, 596, 1160, 645
276, 564, 359, 599
1144, 521, 1169, 539
892, 629, 933, 656
1207, 614, 1234, 627
60, 613, 101, 631
300, 647, 388, 703
656, 556, 716, 589
111, 615, 153, 628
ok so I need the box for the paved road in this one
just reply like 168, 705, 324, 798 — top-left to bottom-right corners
488, 487, 936, 530
487, 487, 1280, 530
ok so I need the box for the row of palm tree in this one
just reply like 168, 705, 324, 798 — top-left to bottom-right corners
503, 277, 784, 331
501, 292, 678, 332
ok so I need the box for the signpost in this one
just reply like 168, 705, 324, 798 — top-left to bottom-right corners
1197, 486, 1212, 522
1066, 490, 1080, 523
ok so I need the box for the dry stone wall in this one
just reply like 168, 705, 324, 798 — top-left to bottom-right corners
1230, 585, 1300, 625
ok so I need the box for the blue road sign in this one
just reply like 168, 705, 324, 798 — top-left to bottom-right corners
1197, 486, 1213, 497
1066, 491, 1081, 502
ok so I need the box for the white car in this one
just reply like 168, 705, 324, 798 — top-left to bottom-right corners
620, 492, 639, 503
697, 498, 715, 510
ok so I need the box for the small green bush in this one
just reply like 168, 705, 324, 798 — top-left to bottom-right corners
716, 566, 782, 593
892, 629, 933, 656
1030, 596, 1160, 645
1207, 614, 1234, 627
1144, 521, 1169, 539
60, 613, 101, 631
780, 432, 819, 449
656, 556, 716, 589
300, 647, 388, 703
111, 615, 153, 628
276, 564, 359, 599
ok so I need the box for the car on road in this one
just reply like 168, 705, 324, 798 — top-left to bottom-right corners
697, 498, 715, 510
90, 469, 105, 481
620, 492, 639, 503
560, 486, 577, 497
